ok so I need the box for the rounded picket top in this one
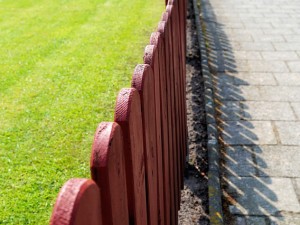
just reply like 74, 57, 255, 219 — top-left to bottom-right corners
158, 21, 166, 36
150, 32, 161, 47
167, 0, 174, 5
114, 88, 148, 225
166, 4, 173, 14
144, 45, 155, 66
161, 11, 169, 22
90, 122, 129, 225
132, 64, 153, 92
50, 179, 102, 225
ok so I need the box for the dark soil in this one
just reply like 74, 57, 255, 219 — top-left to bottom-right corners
178, 0, 209, 224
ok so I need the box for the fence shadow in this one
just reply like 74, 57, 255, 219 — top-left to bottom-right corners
200, 0, 282, 223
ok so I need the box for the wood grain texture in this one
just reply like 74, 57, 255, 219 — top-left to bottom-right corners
114, 88, 148, 225
132, 64, 158, 225
143, 45, 165, 225
90, 122, 129, 225
166, 4, 180, 224
161, 10, 177, 225
150, 31, 172, 225
175, 0, 188, 190
50, 179, 102, 225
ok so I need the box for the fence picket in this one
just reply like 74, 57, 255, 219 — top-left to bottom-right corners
159, 13, 177, 225
143, 45, 166, 225
50, 179, 102, 225
132, 64, 158, 225
165, 5, 180, 224
114, 88, 148, 225
90, 122, 129, 225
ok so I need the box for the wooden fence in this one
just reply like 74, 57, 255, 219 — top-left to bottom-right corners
50, 0, 187, 224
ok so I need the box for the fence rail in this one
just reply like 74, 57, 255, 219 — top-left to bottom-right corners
50, 0, 187, 224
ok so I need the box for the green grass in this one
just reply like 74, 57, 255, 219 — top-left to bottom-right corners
0, 0, 164, 224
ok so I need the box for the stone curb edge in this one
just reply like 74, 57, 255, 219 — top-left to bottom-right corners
192, 0, 224, 224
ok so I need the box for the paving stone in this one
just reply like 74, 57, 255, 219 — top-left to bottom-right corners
213, 59, 289, 73
274, 43, 300, 51
295, 179, 300, 202
273, 73, 300, 86
217, 85, 261, 101
223, 28, 264, 36
235, 42, 275, 51
290, 103, 300, 119
208, 50, 237, 72
226, 33, 254, 42
271, 22, 300, 29
263, 13, 293, 19
246, 216, 268, 225
217, 17, 255, 25
215, 73, 234, 86
259, 86, 300, 102
252, 34, 285, 43
241, 101, 295, 121
246, 60, 289, 73
222, 22, 245, 29
287, 61, 300, 72
218, 85, 300, 102
223, 146, 256, 176
254, 146, 300, 177
225, 177, 300, 215
263, 29, 295, 35
254, 18, 282, 23
232, 51, 262, 60
233, 72, 277, 86
243, 22, 273, 29
229, 216, 266, 225
221, 121, 277, 145
219, 101, 242, 121
270, 216, 300, 225
239, 13, 265, 18
275, 121, 300, 145
261, 52, 299, 60
284, 35, 300, 42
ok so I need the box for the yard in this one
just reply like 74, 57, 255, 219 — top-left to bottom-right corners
0, 0, 164, 223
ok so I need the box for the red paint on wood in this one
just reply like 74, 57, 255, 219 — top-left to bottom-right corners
161, 10, 177, 225
143, 45, 165, 225
132, 64, 159, 225
173, 0, 188, 191
90, 122, 129, 225
157, 20, 174, 225
166, 5, 181, 223
114, 88, 148, 225
150, 31, 173, 225
50, 179, 102, 225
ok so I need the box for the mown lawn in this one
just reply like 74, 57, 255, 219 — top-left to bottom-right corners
0, 0, 164, 224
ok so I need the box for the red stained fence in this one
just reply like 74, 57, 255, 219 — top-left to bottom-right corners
50, 0, 187, 224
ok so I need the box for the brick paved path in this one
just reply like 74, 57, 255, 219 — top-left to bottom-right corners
200, 0, 300, 224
